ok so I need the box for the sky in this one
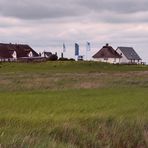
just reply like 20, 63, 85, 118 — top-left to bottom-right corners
0, 0, 148, 62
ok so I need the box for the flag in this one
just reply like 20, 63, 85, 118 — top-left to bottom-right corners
75, 43, 79, 56
63, 43, 66, 52
86, 42, 91, 51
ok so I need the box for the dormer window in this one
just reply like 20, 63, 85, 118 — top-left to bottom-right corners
28, 51, 33, 57
12, 51, 17, 59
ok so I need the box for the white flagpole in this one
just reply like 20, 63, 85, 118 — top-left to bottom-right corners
86, 43, 88, 61
62, 43, 66, 58
63, 43, 66, 53
86, 42, 90, 61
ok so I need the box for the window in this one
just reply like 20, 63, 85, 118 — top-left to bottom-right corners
104, 58, 108, 61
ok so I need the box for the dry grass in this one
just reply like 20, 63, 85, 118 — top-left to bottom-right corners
0, 71, 148, 92
0, 62, 148, 147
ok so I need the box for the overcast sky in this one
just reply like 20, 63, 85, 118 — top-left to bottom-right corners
0, 0, 148, 61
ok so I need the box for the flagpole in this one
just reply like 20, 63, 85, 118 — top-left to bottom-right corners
62, 43, 66, 58
86, 42, 91, 61
86, 44, 88, 61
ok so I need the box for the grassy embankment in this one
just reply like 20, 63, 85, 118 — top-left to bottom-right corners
0, 61, 148, 147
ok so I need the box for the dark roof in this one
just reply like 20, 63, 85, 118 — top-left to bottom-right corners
0, 44, 14, 58
12, 44, 39, 58
0, 43, 39, 58
93, 44, 122, 59
117, 47, 141, 60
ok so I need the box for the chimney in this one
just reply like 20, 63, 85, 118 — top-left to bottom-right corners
106, 43, 109, 47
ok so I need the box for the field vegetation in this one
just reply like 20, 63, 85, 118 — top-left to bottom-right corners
0, 61, 148, 147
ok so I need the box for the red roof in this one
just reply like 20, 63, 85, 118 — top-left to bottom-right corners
93, 44, 122, 59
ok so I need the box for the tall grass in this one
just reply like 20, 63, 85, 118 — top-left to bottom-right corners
0, 88, 148, 147
0, 62, 148, 147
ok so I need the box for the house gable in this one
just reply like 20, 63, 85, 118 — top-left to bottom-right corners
116, 47, 142, 63
28, 51, 33, 57
12, 51, 17, 59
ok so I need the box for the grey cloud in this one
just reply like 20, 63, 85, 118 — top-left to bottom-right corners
0, 0, 148, 21
89, 11, 148, 23
78, 0, 148, 13
0, 0, 86, 19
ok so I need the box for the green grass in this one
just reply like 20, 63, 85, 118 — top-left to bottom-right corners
0, 61, 148, 73
0, 88, 148, 147
0, 61, 148, 147
0, 88, 148, 121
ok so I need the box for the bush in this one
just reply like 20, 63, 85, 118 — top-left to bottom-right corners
58, 58, 69, 61
69, 58, 75, 61
48, 54, 58, 61
58, 58, 75, 61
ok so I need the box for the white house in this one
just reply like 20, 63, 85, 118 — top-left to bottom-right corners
116, 47, 142, 64
92, 44, 122, 64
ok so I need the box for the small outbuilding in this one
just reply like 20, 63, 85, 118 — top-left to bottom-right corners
42, 51, 52, 58
92, 44, 122, 64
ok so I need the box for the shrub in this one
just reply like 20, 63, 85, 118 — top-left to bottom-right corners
48, 54, 58, 61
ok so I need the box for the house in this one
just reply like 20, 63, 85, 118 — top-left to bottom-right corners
116, 47, 142, 64
0, 44, 17, 61
42, 51, 52, 58
12, 44, 39, 58
40, 51, 58, 61
92, 44, 122, 64
0, 43, 39, 61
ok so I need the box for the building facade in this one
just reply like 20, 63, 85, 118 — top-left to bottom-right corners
116, 47, 142, 64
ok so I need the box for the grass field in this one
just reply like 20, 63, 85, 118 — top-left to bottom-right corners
0, 61, 148, 148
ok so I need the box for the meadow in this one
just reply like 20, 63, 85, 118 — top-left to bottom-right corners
0, 61, 148, 148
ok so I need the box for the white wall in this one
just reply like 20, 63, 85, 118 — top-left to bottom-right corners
116, 48, 130, 63
93, 58, 120, 64
116, 48, 142, 64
